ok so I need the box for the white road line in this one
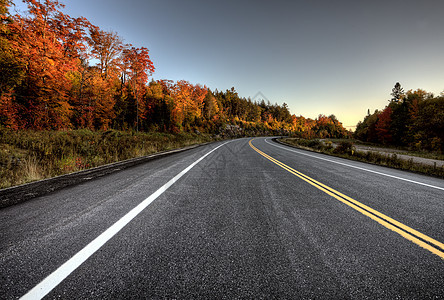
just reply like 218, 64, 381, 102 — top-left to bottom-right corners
20, 141, 231, 300
264, 138, 444, 192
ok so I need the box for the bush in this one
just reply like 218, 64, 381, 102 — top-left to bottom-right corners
324, 140, 333, 150
334, 141, 355, 155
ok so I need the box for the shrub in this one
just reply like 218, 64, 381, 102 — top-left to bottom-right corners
334, 141, 355, 155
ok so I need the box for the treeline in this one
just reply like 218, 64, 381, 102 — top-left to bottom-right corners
0, 0, 349, 138
355, 83, 444, 152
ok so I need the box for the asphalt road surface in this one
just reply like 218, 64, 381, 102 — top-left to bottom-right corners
1, 137, 443, 299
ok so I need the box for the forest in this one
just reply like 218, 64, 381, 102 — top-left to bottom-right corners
354, 83, 444, 153
0, 0, 350, 139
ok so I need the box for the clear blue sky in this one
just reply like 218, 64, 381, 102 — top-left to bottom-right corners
11, 0, 444, 128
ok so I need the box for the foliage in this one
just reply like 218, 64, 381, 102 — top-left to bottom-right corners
375, 106, 392, 144
354, 83, 444, 153
0, 0, 350, 139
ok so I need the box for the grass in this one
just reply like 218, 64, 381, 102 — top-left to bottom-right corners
0, 129, 215, 189
327, 138, 444, 161
280, 138, 444, 178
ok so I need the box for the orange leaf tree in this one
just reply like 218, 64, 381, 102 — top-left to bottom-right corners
7, 0, 85, 129
121, 46, 155, 130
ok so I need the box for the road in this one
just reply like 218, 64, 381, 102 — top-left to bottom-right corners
1, 137, 443, 299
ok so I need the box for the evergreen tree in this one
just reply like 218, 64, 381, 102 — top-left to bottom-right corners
390, 82, 405, 103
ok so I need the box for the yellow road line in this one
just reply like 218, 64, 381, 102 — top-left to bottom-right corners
249, 139, 444, 259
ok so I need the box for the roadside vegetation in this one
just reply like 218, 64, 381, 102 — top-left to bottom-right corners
0, 129, 213, 189
354, 83, 444, 154
321, 138, 444, 161
280, 138, 444, 178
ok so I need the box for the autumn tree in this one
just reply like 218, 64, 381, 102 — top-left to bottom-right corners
121, 46, 155, 130
88, 26, 123, 79
0, 0, 22, 128
388, 89, 428, 145
202, 90, 219, 120
375, 106, 392, 144
57, 14, 93, 129
69, 61, 96, 128
86, 27, 125, 129
0, 0, 25, 96
412, 97, 444, 152
170, 81, 207, 129
6, 0, 83, 129
143, 80, 171, 131
0, 0, 10, 29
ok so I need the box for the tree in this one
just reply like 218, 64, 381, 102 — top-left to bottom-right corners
87, 26, 123, 79
68, 61, 96, 129
246, 99, 261, 123
412, 97, 444, 152
354, 110, 379, 143
0, 0, 25, 97
121, 46, 155, 130
89, 69, 116, 129
375, 106, 392, 144
202, 90, 219, 120
0, 1, 23, 128
402, 89, 431, 145
143, 80, 172, 131
390, 82, 405, 103
170, 80, 207, 129
7, 0, 81, 129
85, 27, 126, 129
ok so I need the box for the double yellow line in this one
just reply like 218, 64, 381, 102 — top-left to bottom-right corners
249, 139, 444, 259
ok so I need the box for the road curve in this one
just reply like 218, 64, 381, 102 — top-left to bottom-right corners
1, 137, 443, 299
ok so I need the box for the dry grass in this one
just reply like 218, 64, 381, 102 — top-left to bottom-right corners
22, 156, 44, 183
0, 129, 215, 189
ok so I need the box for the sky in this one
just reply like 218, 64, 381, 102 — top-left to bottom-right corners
10, 0, 444, 129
